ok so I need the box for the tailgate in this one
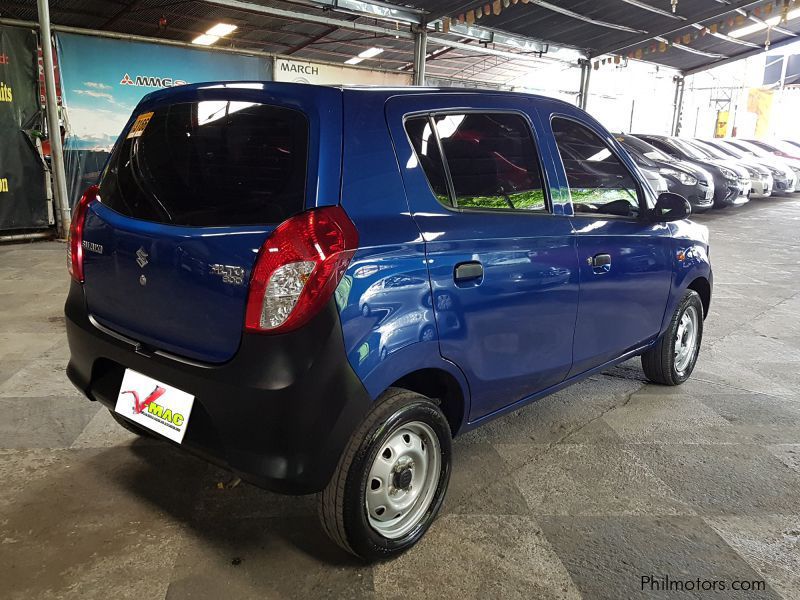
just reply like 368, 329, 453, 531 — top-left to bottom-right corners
79, 85, 342, 363
82, 203, 271, 363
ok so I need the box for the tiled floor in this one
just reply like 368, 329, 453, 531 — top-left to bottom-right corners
1, 197, 799, 599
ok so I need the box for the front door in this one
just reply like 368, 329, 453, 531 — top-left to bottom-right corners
545, 114, 673, 375
386, 96, 580, 420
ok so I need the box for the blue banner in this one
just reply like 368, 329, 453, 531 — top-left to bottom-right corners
56, 32, 272, 204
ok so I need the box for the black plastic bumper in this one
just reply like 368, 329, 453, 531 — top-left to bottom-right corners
64, 280, 371, 494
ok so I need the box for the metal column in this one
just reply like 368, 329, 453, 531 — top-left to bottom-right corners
37, 0, 70, 238
671, 75, 685, 136
578, 59, 592, 111
412, 26, 427, 86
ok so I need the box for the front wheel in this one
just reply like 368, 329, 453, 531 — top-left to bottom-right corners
641, 289, 704, 385
318, 388, 452, 561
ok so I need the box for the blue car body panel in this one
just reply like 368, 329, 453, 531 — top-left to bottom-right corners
82, 202, 272, 363
382, 94, 580, 420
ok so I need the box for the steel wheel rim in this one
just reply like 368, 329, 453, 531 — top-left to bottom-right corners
365, 420, 441, 540
674, 305, 699, 374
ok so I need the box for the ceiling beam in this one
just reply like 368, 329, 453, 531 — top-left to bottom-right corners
421, 2, 477, 24
652, 36, 726, 58
593, 0, 766, 57
530, 0, 647, 34
734, 8, 797, 37
683, 30, 799, 75
618, 0, 686, 21
202, 0, 415, 39
200, 0, 563, 64
690, 23, 760, 48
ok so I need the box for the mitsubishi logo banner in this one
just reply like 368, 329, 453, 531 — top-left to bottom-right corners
0, 25, 48, 231
55, 32, 272, 206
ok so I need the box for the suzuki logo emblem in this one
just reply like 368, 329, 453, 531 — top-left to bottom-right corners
136, 247, 149, 268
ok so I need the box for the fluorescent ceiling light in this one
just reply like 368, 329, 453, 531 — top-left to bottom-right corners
206, 23, 238, 37
358, 47, 384, 58
344, 47, 384, 65
192, 22, 238, 46
192, 34, 219, 46
729, 8, 800, 38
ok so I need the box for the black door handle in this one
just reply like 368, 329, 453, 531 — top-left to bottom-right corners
454, 261, 483, 283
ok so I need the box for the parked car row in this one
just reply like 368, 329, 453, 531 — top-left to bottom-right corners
616, 133, 800, 213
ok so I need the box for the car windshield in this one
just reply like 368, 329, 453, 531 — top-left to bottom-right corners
728, 139, 770, 157
619, 135, 673, 162
671, 138, 710, 160
702, 140, 738, 158
99, 101, 309, 227
783, 140, 800, 151
715, 141, 747, 158
769, 140, 800, 156
689, 140, 727, 160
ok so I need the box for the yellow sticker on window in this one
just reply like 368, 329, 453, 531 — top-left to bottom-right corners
127, 112, 154, 139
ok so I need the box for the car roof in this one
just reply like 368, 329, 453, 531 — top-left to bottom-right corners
141, 80, 579, 112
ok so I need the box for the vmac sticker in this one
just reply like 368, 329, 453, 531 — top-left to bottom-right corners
114, 369, 194, 443
126, 111, 154, 139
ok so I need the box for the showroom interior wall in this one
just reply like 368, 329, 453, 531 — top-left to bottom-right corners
0, 24, 48, 232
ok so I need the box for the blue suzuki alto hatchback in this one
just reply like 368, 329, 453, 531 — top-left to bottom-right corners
65, 83, 711, 561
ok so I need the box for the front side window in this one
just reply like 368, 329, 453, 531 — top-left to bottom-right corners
406, 112, 547, 212
551, 118, 642, 218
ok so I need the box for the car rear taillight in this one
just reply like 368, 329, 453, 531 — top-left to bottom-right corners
245, 206, 359, 334
67, 185, 99, 283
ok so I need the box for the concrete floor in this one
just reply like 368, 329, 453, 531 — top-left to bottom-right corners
1, 197, 799, 599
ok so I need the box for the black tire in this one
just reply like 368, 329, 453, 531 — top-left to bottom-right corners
318, 388, 452, 562
108, 409, 156, 438
641, 289, 704, 385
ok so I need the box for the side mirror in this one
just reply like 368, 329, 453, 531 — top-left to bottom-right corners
651, 192, 691, 222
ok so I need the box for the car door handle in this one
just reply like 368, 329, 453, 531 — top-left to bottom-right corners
589, 253, 612, 273
454, 261, 483, 284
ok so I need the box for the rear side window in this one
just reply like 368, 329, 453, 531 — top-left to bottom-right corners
551, 117, 641, 218
406, 113, 547, 212
99, 101, 308, 227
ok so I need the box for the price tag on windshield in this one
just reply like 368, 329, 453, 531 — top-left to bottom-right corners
127, 112, 154, 139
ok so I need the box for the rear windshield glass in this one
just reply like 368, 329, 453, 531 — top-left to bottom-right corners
99, 101, 308, 227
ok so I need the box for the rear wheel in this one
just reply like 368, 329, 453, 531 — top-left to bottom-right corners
318, 388, 451, 561
641, 289, 703, 385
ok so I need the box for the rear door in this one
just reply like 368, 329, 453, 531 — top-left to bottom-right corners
543, 112, 673, 375
80, 84, 342, 363
386, 95, 580, 420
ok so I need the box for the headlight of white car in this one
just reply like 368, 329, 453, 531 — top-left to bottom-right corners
659, 168, 698, 186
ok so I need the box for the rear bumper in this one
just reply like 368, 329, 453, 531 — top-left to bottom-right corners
65, 280, 371, 494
